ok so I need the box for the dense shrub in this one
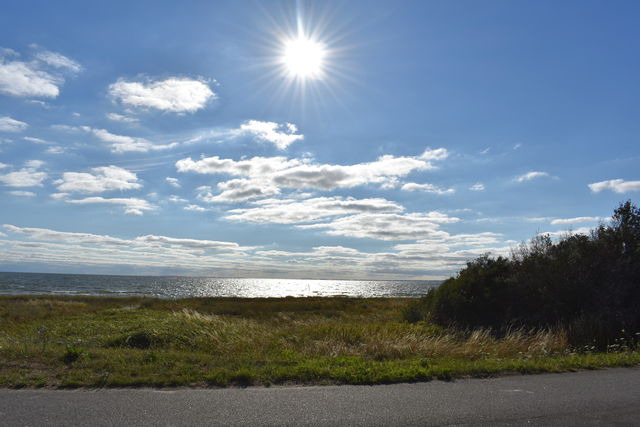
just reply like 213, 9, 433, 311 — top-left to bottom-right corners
406, 201, 640, 347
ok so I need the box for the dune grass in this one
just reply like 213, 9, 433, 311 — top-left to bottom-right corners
0, 295, 639, 388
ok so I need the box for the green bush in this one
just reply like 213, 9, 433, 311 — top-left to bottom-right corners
406, 201, 640, 347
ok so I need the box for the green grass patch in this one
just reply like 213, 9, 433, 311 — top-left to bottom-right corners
0, 295, 638, 388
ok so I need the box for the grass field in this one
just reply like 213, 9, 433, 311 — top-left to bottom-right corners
1, 295, 638, 388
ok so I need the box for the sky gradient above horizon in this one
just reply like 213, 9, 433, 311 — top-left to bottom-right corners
1, 0, 639, 279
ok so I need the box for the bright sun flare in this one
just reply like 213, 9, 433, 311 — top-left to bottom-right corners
282, 36, 326, 79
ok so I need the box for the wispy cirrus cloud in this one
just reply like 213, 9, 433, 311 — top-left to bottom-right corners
8, 190, 36, 197
515, 171, 550, 183
53, 195, 157, 216
588, 179, 640, 194
108, 77, 215, 113
56, 125, 179, 153
106, 112, 139, 123
550, 216, 602, 225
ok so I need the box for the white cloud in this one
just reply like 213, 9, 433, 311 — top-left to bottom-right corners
69, 126, 178, 153
168, 195, 187, 203
0, 47, 80, 98
419, 147, 449, 161
166, 177, 181, 188
3, 224, 246, 253
3, 224, 132, 246
54, 165, 141, 194
177, 155, 302, 176
400, 182, 454, 194
8, 190, 36, 197
23, 136, 49, 144
198, 179, 281, 203
551, 216, 602, 225
177, 152, 444, 197
542, 227, 593, 239
0, 116, 28, 132
225, 196, 404, 224
588, 179, 640, 194
184, 204, 206, 212
0, 163, 8, 169
106, 112, 139, 123
469, 183, 485, 191
61, 196, 157, 216
239, 120, 303, 149
108, 77, 215, 113
45, 146, 65, 155
515, 171, 549, 182
33, 50, 82, 73
25, 159, 45, 168
0, 60, 60, 98
298, 212, 459, 240
0, 160, 47, 187
134, 235, 241, 252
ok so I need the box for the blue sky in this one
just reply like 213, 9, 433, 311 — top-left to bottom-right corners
0, 0, 638, 279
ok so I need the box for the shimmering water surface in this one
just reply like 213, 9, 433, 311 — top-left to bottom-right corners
0, 272, 440, 298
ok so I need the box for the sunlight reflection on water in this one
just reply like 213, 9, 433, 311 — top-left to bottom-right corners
0, 272, 440, 298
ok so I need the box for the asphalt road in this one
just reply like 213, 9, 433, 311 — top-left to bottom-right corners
2, 368, 640, 426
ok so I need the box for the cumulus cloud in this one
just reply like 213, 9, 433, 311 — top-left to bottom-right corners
419, 147, 449, 161
0, 116, 28, 132
165, 177, 181, 188
225, 196, 404, 224
469, 183, 485, 191
400, 182, 454, 194
515, 171, 549, 182
0, 160, 47, 187
551, 216, 602, 225
298, 212, 459, 240
0, 47, 80, 98
108, 77, 215, 113
588, 179, 640, 194
197, 179, 280, 203
239, 120, 303, 149
177, 151, 445, 199
54, 165, 141, 194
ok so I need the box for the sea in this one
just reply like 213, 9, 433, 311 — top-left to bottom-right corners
0, 272, 440, 299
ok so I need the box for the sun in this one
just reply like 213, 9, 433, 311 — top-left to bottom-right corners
281, 36, 327, 79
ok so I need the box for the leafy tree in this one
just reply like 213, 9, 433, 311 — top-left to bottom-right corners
405, 201, 640, 346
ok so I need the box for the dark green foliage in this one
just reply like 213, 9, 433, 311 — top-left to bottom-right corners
62, 346, 82, 364
406, 201, 640, 347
